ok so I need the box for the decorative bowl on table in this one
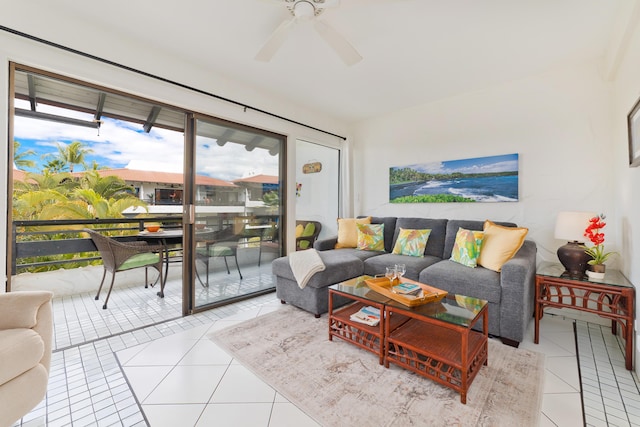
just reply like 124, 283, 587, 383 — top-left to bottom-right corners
145, 224, 161, 233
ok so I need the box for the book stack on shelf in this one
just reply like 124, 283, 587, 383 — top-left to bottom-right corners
350, 305, 381, 326
392, 282, 423, 299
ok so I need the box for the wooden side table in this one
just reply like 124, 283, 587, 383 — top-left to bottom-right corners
535, 262, 635, 370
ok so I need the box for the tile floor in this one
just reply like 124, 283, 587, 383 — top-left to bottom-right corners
12, 278, 640, 426
575, 321, 640, 426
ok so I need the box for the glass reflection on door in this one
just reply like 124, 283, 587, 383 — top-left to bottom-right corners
193, 118, 283, 308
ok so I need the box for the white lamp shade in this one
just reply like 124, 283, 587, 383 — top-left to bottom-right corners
554, 211, 597, 242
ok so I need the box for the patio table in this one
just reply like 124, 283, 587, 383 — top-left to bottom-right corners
137, 230, 183, 288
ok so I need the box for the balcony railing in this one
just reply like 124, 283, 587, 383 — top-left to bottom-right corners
12, 216, 183, 273
11, 214, 280, 274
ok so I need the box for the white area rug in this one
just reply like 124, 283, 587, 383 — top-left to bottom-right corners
210, 305, 544, 427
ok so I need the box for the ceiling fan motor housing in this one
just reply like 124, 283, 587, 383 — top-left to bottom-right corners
287, 0, 333, 18
258, 0, 360, 66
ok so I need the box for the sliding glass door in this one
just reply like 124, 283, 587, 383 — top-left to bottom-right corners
190, 116, 284, 309
8, 64, 286, 318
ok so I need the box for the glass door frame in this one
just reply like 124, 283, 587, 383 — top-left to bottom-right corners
185, 113, 286, 315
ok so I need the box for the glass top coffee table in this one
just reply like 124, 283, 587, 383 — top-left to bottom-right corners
328, 275, 489, 404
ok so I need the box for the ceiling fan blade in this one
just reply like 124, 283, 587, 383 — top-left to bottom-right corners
255, 18, 295, 62
320, 0, 341, 9
313, 20, 362, 66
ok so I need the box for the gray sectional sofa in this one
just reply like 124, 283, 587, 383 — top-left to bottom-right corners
272, 216, 537, 346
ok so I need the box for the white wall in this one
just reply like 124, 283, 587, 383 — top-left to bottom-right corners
610, 10, 640, 376
0, 29, 349, 291
352, 58, 640, 372
295, 140, 341, 239
352, 59, 615, 265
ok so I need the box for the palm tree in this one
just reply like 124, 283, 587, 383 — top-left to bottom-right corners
13, 170, 147, 221
37, 189, 146, 221
13, 141, 36, 170
13, 188, 68, 221
79, 171, 136, 199
87, 160, 105, 170
45, 140, 94, 173
13, 170, 76, 196
42, 158, 68, 173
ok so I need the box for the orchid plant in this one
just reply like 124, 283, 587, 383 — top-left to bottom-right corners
583, 214, 616, 265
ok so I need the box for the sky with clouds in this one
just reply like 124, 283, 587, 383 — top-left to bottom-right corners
13, 100, 279, 181
392, 153, 518, 175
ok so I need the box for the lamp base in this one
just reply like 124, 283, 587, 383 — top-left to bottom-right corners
557, 241, 591, 280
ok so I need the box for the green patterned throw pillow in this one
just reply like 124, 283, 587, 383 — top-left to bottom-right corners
450, 227, 484, 268
298, 222, 316, 249
392, 228, 431, 257
357, 223, 385, 251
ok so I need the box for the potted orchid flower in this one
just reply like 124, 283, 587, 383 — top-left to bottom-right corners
582, 214, 616, 279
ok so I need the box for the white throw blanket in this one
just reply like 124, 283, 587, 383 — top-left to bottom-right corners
288, 249, 326, 289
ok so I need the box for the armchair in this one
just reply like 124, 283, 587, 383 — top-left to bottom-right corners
0, 291, 53, 427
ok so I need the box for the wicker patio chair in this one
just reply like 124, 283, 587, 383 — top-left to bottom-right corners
296, 220, 322, 250
195, 228, 243, 287
84, 229, 164, 309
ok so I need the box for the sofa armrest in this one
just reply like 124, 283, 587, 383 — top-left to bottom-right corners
314, 237, 338, 251
498, 240, 537, 343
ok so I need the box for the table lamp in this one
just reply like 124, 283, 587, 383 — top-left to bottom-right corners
554, 211, 596, 279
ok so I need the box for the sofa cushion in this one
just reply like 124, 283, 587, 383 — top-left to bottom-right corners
0, 329, 44, 385
356, 223, 385, 251
392, 218, 447, 258
331, 247, 384, 261
450, 228, 484, 268
272, 250, 363, 289
365, 217, 398, 253
443, 219, 516, 259
335, 217, 371, 248
419, 259, 502, 303
478, 220, 529, 272
391, 228, 431, 257
364, 253, 441, 281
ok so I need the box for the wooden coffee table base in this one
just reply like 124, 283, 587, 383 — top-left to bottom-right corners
385, 306, 488, 404
329, 290, 410, 365
328, 277, 489, 404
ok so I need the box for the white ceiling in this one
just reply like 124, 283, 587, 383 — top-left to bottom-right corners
3, 0, 627, 124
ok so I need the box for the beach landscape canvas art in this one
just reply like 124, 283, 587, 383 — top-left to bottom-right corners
390, 153, 519, 203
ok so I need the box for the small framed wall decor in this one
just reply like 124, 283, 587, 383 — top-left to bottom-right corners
302, 161, 322, 174
627, 95, 640, 167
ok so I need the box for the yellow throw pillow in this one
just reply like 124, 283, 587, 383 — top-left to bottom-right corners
295, 224, 304, 238
335, 217, 372, 248
477, 220, 528, 272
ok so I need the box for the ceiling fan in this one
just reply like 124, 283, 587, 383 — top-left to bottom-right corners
256, 0, 363, 66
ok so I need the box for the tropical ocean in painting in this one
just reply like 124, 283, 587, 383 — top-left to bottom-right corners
389, 174, 518, 202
